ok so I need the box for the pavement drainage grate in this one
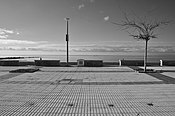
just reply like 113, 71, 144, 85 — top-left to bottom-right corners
67, 103, 74, 107
23, 101, 35, 107
108, 104, 114, 107
61, 79, 72, 81
147, 103, 154, 106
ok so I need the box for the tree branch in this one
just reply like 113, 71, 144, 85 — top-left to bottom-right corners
111, 15, 171, 41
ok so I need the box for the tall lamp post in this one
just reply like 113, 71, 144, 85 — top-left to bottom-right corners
65, 17, 70, 66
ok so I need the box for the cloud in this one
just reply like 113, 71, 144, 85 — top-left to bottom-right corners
0, 39, 39, 46
0, 28, 14, 34
0, 27, 19, 39
0, 35, 9, 39
70, 45, 143, 53
68, 42, 175, 53
104, 16, 110, 21
148, 46, 175, 53
0, 31, 6, 35
77, 0, 94, 10
78, 4, 85, 10
0, 39, 63, 51
0, 39, 174, 54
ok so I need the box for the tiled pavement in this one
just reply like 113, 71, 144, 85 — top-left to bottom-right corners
0, 66, 175, 116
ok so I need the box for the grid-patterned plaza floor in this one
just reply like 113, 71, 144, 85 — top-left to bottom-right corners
0, 66, 175, 116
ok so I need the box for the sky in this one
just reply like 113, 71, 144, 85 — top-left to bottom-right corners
0, 0, 175, 56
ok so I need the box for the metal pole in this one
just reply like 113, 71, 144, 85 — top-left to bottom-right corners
65, 18, 70, 66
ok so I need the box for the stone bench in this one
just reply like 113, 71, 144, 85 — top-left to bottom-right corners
35, 60, 60, 66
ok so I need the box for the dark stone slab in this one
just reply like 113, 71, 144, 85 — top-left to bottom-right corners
128, 66, 175, 84
147, 73, 175, 84
9, 68, 40, 73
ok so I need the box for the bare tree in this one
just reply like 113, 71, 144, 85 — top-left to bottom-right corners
111, 15, 170, 72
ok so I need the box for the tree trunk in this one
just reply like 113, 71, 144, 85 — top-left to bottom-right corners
144, 39, 148, 72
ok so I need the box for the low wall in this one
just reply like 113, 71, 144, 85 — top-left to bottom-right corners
84, 60, 103, 67
19, 61, 35, 66
103, 62, 119, 67
60, 62, 77, 66
35, 60, 60, 66
160, 60, 175, 66
119, 60, 144, 66
0, 60, 19, 66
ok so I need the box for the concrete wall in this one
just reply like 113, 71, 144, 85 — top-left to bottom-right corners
84, 60, 103, 67
119, 60, 144, 66
160, 60, 175, 66
35, 60, 60, 66
18, 61, 35, 66
0, 60, 19, 66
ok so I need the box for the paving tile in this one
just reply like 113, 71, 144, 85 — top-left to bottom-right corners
0, 66, 175, 115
